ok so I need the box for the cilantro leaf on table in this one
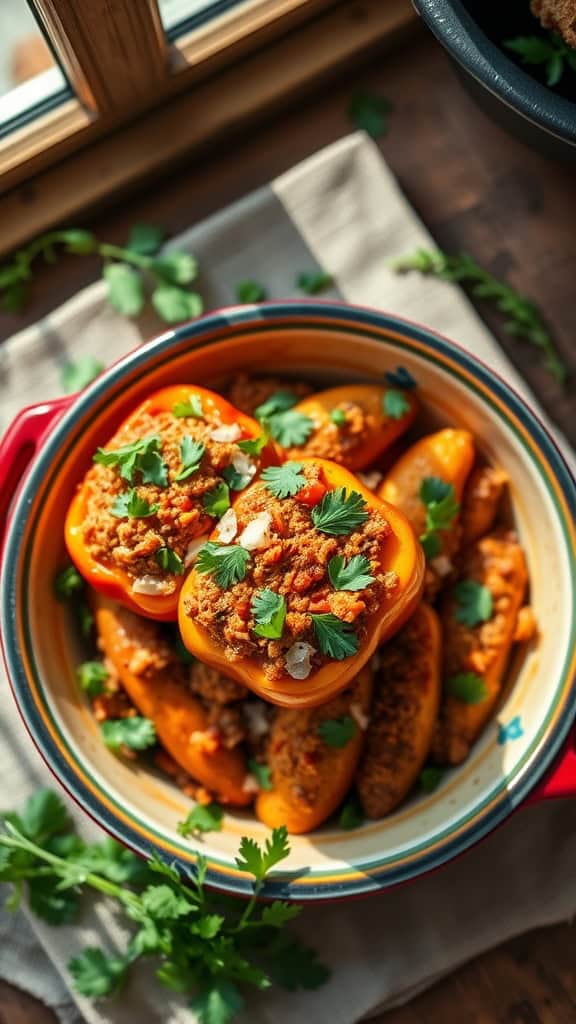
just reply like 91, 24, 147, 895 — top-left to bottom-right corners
203, 481, 231, 518
393, 247, 567, 384
77, 661, 108, 697
453, 579, 493, 627
104, 263, 145, 317
311, 487, 369, 535
328, 553, 374, 592
155, 546, 184, 575
153, 251, 197, 286
236, 280, 267, 304
266, 934, 331, 991
177, 803, 224, 837
247, 759, 273, 791
445, 672, 487, 705
296, 270, 334, 294
60, 355, 104, 394
140, 883, 195, 919
126, 223, 165, 256
191, 981, 245, 1024
54, 565, 84, 600
311, 613, 359, 660
338, 793, 365, 830
69, 947, 128, 998
235, 826, 290, 883
72, 837, 150, 885
110, 489, 159, 518
348, 90, 393, 138
152, 285, 203, 324
174, 437, 205, 481
196, 542, 251, 588
330, 408, 347, 426
261, 462, 306, 498
318, 715, 357, 748
4, 788, 71, 845
93, 434, 166, 485
251, 589, 287, 639
261, 901, 301, 927
172, 394, 204, 418
255, 391, 298, 419
505, 32, 576, 87
100, 716, 157, 752
383, 389, 410, 420
419, 765, 445, 793
28, 877, 81, 925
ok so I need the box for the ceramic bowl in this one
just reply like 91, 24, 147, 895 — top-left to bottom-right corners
1, 302, 575, 900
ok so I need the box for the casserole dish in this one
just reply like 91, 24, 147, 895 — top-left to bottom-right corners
1, 302, 575, 900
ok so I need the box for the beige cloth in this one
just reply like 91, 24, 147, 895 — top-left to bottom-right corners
0, 133, 575, 1024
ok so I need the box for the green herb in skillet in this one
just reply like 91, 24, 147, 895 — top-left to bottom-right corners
0, 789, 329, 1022
505, 31, 576, 88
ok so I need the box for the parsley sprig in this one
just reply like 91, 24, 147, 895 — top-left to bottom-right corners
94, 434, 168, 486
0, 225, 202, 323
175, 437, 206, 482
393, 248, 566, 384
312, 488, 369, 536
251, 589, 287, 639
328, 554, 375, 592
311, 613, 359, 660
196, 542, 251, 588
0, 790, 329, 1020
419, 477, 459, 558
505, 31, 576, 87
110, 489, 159, 519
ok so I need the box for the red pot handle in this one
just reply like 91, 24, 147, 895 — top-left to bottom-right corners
526, 728, 576, 804
0, 396, 73, 555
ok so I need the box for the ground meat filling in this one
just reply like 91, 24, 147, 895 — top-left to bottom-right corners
80, 405, 260, 591
183, 464, 398, 681
226, 374, 312, 416
290, 401, 371, 463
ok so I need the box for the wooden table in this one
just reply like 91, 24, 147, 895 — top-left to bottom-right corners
0, 27, 574, 1024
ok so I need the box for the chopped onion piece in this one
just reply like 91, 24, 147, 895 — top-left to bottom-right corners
431, 555, 453, 578
132, 575, 174, 596
210, 422, 242, 442
285, 642, 315, 680
185, 534, 210, 567
243, 702, 270, 740
242, 774, 260, 795
231, 450, 257, 482
215, 507, 238, 543
350, 702, 370, 731
358, 470, 383, 490
238, 510, 272, 551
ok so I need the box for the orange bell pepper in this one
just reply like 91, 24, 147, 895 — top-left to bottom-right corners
94, 595, 252, 805
286, 384, 418, 470
356, 603, 441, 818
378, 428, 475, 560
178, 457, 424, 708
65, 386, 273, 621
256, 665, 373, 833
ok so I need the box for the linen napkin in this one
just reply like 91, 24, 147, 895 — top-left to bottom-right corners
0, 132, 574, 1024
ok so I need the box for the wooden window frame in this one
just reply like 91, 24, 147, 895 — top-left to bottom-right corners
0, 0, 417, 253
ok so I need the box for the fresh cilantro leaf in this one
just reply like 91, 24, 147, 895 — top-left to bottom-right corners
235, 826, 290, 883
255, 391, 298, 419
296, 270, 334, 294
77, 661, 108, 697
236, 280, 267, 303
177, 803, 224, 837
73, 837, 149, 885
60, 355, 104, 394
420, 765, 445, 793
175, 437, 205, 481
54, 565, 84, 600
172, 395, 204, 418
69, 947, 128, 998
261, 462, 306, 499
222, 464, 252, 491
251, 589, 286, 639
328, 553, 375, 592
261, 901, 301, 927
330, 408, 347, 426
151, 285, 203, 324
267, 409, 314, 447
419, 531, 442, 559
110, 489, 159, 518
383, 389, 410, 419
247, 758, 273, 791
153, 251, 197, 285
202, 481, 231, 518
505, 32, 576, 87
445, 672, 487, 704
267, 933, 331, 991
191, 913, 225, 938
318, 715, 357, 748
100, 716, 157, 752
140, 883, 194, 919
453, 579, 493, 627
103, 263, 144, 317
348, 90, 393, 138
94, 434, 166, 485
237, 432, 268, 456
311, 614, 359, 660
155, 546, 184, 575
191, 981, 244, 1024
384, 366, 417, 390
338, 793, 365, 830
127, 223, 164, 256
196, 542, 251, 588
420, 477, 459, 535
14, 789, 71, 844
420, 476, 453, 506
311, 487, 369, 535
28, 877, 80, 925
136, 449, 168, 487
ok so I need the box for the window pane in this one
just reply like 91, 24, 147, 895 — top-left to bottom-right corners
159, 0, 249, 38
0, 0, 69, 136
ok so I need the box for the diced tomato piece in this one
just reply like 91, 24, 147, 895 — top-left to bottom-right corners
296, 481, 327, 507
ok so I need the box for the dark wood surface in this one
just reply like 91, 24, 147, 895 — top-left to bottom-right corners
1, 27, 574, 1024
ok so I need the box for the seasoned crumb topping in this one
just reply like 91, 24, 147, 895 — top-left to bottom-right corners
289, 401, 371, 463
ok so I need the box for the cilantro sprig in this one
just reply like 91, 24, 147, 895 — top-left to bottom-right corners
196, 542, 251, 588
328, 554, 375, 592
77, 661, 108, 697
155, 546, 184, 575
311, 613, 359, 660
318, 715, 357, 748
61, 355, 104, 394
445, 672, 487, 705
505, 31, 576, 87
202, 481, 231, 518
100, 716, 157, 752
251, 589, 287, 639
453, 579, 493, 627
296, 270, 334, 294
94, 434, 168, 486
110, 489, 159, 519
254, 391, 314, 448
0, 790, 329, 1019
177, 803, 224, 837
418, 477, 459, 558
175, 437, 205, 481
393, 248, 567, 384
172, 395, 204, 418
312, 487, 369, 535
261, 462, 306, 499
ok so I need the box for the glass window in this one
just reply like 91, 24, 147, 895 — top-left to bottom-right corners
159, 0, 250, 39
0, 0, 69, 136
